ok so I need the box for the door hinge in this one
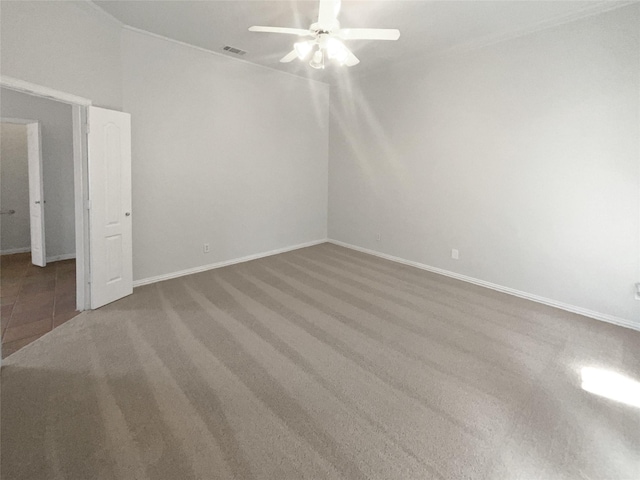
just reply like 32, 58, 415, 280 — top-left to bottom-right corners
84, 123, 90, 134
85, 200, 91, 210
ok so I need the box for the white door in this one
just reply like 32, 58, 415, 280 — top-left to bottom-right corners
26, 122, 46, 267
88, 106, 133, 309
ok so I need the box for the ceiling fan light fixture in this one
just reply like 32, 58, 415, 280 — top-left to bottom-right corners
326, 38, 347, 62
309, 49, 325, 69
249, 0, 400, 69
294, 41, 313, 60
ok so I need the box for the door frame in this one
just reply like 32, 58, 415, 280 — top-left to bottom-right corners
1, 75, 92, 310
0, 118, 46, 266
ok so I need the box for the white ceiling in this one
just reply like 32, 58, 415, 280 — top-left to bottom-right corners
92, 0, 627, 82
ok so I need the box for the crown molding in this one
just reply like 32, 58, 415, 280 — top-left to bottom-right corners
350, 0, 638, 82
121, 25, 329, 87
82, 0, 637, 88
444, 0, 637, 56
81, 0, 124, 28
84, 0, 327, 85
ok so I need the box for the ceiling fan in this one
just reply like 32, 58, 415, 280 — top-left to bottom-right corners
248, 0, 400, 69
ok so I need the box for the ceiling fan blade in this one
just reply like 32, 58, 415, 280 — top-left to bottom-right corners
337, 28, 401, 41
344, 48, 360, 67
249, 26, 311, 36
280, 50, 299, 63
317, 0, 341, 26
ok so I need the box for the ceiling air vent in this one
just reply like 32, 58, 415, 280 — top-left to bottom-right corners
223, 45, 247, 56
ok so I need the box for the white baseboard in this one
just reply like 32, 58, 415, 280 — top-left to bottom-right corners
47, 253, 76, 262
0, 247, 31, 255
133, 239, 328, 288
328, 239, 640, 332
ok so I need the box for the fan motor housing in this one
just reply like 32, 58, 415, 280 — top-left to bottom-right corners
310, 21, 339, 34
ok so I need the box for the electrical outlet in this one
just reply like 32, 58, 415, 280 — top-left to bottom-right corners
203, 243, 210, 253
635, 282, 640, 300
451, 249, 459, 260
376, 233, 381, 242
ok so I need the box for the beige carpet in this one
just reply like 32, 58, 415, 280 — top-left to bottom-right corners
2, 243, 639, 479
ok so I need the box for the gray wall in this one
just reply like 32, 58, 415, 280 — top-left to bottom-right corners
0, 123, 30, 252
1, 88, 76, 260
122, 29, 329, 281
328, 4, 640, 324
1, 2, 329, 282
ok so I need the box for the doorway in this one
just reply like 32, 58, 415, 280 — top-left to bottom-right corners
0, 92, 80, 357
0, 77, 134, 360
1, 120, 45, 265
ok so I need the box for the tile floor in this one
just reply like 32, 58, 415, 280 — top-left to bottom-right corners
1, 253, 79, 358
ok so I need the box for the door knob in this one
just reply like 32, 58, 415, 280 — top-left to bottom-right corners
125, 212, 131, 216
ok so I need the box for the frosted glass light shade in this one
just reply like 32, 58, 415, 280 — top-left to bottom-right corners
294, 41, 313, 60
309, 49, 324, 69
326, 38, 348, 64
